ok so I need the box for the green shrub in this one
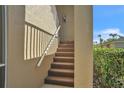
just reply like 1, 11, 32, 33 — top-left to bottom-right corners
94, 48, 124, 88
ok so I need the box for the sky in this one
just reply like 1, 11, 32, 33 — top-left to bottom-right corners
93, 5, 124, 43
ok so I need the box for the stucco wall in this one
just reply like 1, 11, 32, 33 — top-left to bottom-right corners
25, 5, 59, 35
114, 42, 124, 48
103, 42, 124, 48
6, 5, 93, 88
56, 6, 74, 41
25, 5, 59, 60
74, 5, 93, 88
7, 5, 57, 88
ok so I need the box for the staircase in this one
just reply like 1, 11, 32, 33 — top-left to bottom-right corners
45, 41, 74, 87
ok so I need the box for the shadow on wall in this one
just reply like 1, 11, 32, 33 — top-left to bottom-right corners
24, 6, 60, 60
7, 5, 59, 88
24, 21, 59, 61
24, 21, 52, 60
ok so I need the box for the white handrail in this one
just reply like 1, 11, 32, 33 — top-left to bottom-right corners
0, 64, 5, 67
37, 25, 61, 67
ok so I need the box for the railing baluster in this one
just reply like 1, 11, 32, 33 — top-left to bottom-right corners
27, 25, 30, 59
42, 32, 44, 55
26, 24, 29, 59
41, 32, 43, 55
34, 28, 37, 58
24, 24, 27, 60
33, 28, 35, 58
39, 31, 40, 57
37, 25, 61, 67
36, 29, 38, 57
39, 32, 41, 56
31, 27, 34, 58
24, 22, 61, 65
37, 30, 39, 57
30, 26, 32, 59
44, 33, 46, 50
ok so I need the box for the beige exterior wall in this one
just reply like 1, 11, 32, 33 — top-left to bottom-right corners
7, 5, 58, 87
56, 6, 74, 41
25, 5, 59, 35
103, 41, 124, 48
6, 5, 93, 88
114, 42, 124, 48
74, 5, 93, 88
25, 5, 59, 60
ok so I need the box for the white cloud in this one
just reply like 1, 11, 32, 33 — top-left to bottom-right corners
102, 28, 124, 35
93, 28, 124, 43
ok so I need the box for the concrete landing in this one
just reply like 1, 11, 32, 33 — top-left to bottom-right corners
42, 84, 72, 88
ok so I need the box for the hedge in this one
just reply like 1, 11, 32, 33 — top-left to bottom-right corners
94, 48, 124, 88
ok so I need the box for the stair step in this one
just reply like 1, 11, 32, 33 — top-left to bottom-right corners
44, 41, 74, 87
54, 57, 74, 62
60, 41, 74, 44
45, 76, 74, 87
49, 68, 74, 77
59, 44, 74, 48
51, 62, 74, 69
55, 52, 74, 57
57, 48, 74, 52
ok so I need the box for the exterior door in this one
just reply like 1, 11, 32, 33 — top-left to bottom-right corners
0, 5, 5, 88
